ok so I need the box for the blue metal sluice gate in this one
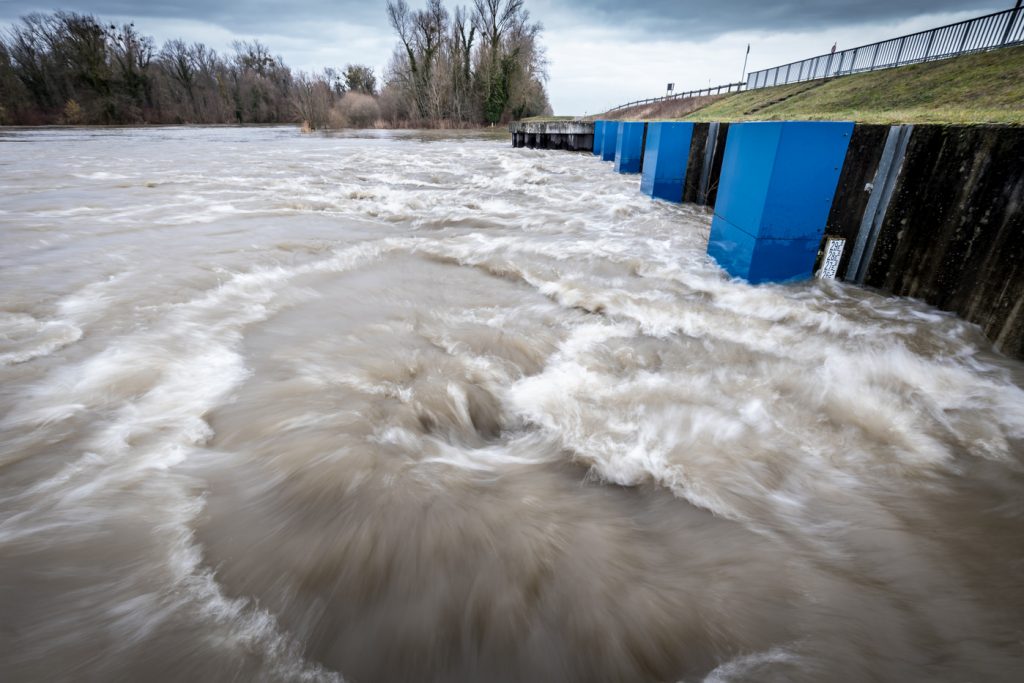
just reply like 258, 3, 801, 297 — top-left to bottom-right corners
601, 121, 619, 162
707, 121, 854, 283
615, 122, 646, 174
640, 122, 694, 202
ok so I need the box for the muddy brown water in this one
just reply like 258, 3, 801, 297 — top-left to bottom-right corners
1, 127, 1022, 682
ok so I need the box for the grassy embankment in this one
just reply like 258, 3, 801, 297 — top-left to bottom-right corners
600, 44, 1024, 125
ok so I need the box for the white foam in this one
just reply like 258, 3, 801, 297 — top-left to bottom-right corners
701, 646, 801, 682
0, 315, 82, 366
74, 171, 131, 180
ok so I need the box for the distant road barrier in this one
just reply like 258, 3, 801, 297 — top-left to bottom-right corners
747, 6, 1024, 89
605, 82, 746, 114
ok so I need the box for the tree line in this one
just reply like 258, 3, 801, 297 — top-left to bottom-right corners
383, 0, 551, 125
0, 11, 380, 127
0, 3, 550, 128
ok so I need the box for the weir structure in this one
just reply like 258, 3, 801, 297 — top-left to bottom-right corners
510, 120, 594, 152
508, 118, 1024, 359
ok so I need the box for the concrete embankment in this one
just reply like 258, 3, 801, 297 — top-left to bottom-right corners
509, 119, 1024, 359
839, 124, 1024, 356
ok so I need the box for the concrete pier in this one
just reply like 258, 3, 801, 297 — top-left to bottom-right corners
641, 122, 694, 202
509, 120, 594, 152
615, 122, 646, 174
592, 121, 605, 155
708, 121, 853, 283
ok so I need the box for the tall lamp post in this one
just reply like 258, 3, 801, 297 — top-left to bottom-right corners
740, 43, 750, 84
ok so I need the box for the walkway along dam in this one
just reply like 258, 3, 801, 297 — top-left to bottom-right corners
510, 119, 1024, 359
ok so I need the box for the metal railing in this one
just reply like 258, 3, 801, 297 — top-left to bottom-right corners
746, 6, 1024, 89
602, 6, 1024, 112
605, 82, 746, 114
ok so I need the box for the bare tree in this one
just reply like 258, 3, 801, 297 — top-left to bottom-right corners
0, 5, 549, 128
108, 24, 153, 94
383, 0, 548, 126
386, 0, 452, 120
472, 0, 545, 123
160, 39, 196, 119
449, 6, 476, 121
231, 40, 293, 123
292, 71, 333, 129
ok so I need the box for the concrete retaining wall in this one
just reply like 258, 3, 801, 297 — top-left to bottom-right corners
822, 124, 890, 279
861, 126, 1023, 358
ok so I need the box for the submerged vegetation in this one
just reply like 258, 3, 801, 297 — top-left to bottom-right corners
0, 1, 551, 128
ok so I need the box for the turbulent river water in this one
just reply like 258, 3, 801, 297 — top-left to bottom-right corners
1, 126, 1023, 682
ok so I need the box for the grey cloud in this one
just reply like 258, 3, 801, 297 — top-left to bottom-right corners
1, 1, 386, 34
0, 0, 1005, 73
2, 1, 1006, 38
553, 1, 1004, 35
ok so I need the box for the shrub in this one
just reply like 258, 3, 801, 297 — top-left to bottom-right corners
63, 99, 84, 124
338, 92, 381, 128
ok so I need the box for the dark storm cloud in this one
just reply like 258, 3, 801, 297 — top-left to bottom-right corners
0, 1, 1003, 37
571, 0, 1002, 35
0, 1, 385, 32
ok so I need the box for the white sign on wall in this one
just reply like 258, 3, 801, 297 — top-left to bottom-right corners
817, 237, 845, 280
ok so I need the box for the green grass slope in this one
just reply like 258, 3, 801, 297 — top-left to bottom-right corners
682, 45, 1024, 125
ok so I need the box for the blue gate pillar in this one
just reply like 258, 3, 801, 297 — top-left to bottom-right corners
640, 122, 694, 202
601, 121, 619, 161
592, 120, 605, 155
615, 122, 646, 173
707, 121, 853, 283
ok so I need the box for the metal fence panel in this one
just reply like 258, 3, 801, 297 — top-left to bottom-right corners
745, 7, 1024, 90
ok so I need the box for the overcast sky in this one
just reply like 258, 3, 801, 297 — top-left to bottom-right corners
0, 0, 1006, 114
